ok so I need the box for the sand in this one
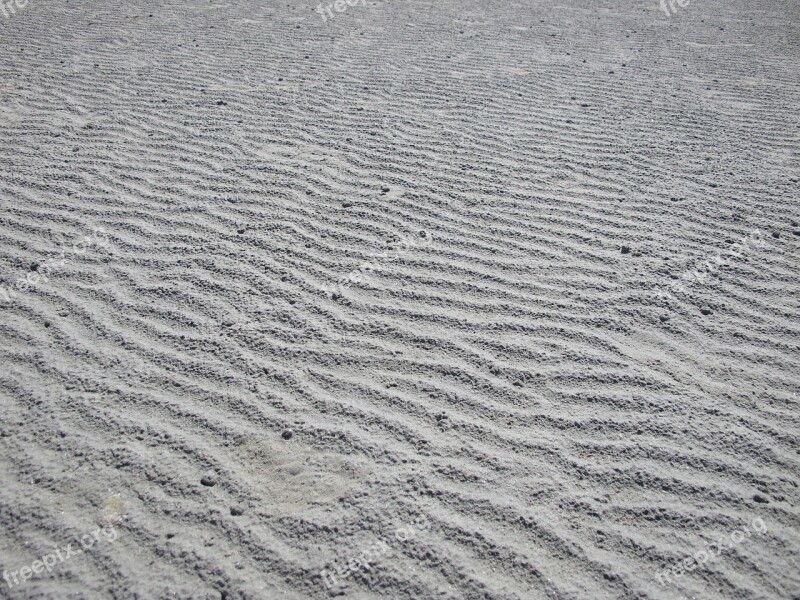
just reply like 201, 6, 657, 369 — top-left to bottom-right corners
0, 0, 798, 598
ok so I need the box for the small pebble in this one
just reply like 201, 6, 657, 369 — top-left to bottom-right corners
342, 202, 353, 208
659, 315, 670, 323
230, 506, 245, 516
621, 246, 631, 254
700, 307, 713, 316
381, 186, 390, 193
200, 476, 216, 487
753, 493, 769, 504
30, 262, 39, 271
282, 429, 293, 440
772, 231, 780, 238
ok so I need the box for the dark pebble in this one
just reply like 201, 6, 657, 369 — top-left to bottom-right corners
30, 262, 39, 271
200, 476, 217, 487
282, 429, 293, 440
342, 202, 353, 208
772, 231, 780, 238
230, 506, 245, 516
621, 246, 631, 254
700, 307, 713, 316
753, 493, 769, 504
381, 186, 390, 193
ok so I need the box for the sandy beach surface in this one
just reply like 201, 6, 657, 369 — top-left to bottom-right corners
1, 0, 798, 598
